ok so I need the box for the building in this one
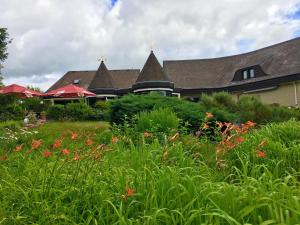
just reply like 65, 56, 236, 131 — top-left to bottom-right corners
48, 37, 300, 106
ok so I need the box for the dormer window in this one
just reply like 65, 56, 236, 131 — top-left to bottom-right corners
242, 68, 255, 80
73, 79, 80, 84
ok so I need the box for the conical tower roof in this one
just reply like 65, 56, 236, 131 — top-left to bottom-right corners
89, 60, 115, 90
136, 51, 171, 83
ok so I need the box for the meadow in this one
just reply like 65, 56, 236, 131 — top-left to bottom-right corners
0, 117, 299, 225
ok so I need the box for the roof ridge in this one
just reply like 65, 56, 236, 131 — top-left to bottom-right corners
163, 37, 300, 63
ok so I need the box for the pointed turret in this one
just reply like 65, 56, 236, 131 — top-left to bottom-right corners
136, 51, 171, 83
132, 51, 174, 93
89, 60, 115, 90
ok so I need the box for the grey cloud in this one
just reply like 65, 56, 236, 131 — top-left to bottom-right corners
1, 0, 300, 90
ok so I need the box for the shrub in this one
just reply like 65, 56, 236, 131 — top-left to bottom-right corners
46, 104, 65, 120
136, 108, 179, 134
110, 94, 205, 130
23, 97, 49, 113
93, 101, 111, 121
65, 102, 95, 121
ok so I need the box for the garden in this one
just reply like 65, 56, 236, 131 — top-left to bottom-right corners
0, 93, 300, 224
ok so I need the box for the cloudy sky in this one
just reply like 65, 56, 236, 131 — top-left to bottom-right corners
1, 0, 300, 90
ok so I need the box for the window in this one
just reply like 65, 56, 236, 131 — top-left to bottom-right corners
73, 79, 80, 84
242, 68, 255, 80
250, 69, 255, 78
243, 70, 248, 80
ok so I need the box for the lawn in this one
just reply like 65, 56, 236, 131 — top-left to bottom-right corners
0, 121, 299, 225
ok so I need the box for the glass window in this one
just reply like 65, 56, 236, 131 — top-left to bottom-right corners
250, 69, 255, 78
74, 79, 80, 84
243, 70, 248, 80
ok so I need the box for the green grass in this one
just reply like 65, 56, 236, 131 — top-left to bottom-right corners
0, 121, 299, 224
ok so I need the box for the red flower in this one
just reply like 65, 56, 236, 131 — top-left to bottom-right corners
71, 133, 78, 140
256, 150, 266, 158
86, 138, 93, 146
205, 112, 213, 119
43, 150, 52, 158
52, 139, 62, 149
31, 139, 42, 150
61, 149, 70, 155
15, 144, 24, 152
126, 188, 135, 197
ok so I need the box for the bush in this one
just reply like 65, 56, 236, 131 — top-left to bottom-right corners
110, 94, 206, 130
23, 97, 49, 113
136, 108, 179, 134
46, 105, 65, 120
65, 102, 95, 121
93, 101, 111, 121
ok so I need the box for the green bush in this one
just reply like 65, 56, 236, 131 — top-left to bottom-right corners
46, 104, 65, 120
110, 94, 206, 130
93, 101, 111, 121
65, 102, 95, 121
23, 97, 49, 113
136, 108, 179, 134
0, 95, 25, 121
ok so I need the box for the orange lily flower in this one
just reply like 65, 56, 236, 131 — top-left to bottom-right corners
71, 133, 78, 140
112, 136, 119, 144
258, 140, 268, 147
235, 136, 245, 144
143, 132, 152, 138
15, 144, 24, 152
61, 149, 70, 155
245, 121, 256, 127
31, 139, 42, 150
86, 138, 93, 146
203, 123, 209, 129
256, 150, 266, 158
126, 188, 135, 197
43, 150, 52, 158
205, 112, 213, 119
73, 153, 80, 161
52, 139, 62, 149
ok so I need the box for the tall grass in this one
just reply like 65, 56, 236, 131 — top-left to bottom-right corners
0, 121, 299, 224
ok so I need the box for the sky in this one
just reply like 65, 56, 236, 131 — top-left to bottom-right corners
1, 0, 300, 91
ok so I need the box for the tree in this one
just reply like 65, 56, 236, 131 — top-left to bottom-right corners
27, 85, 44, 93
0, 28, 12, 87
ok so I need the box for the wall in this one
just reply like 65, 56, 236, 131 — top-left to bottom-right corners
240, 82, 299, 107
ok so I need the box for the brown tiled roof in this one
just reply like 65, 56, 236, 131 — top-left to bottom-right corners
110, 70, 139, 89
136, 51, 171, 83
89, 61, 115, 90
47, 69, 139, 92
164, 37, 300, 89
47, 71, 95, 92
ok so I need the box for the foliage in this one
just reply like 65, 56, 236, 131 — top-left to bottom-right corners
0, 28, 11, 86
46, 104, 65, 120
109, 94, 207, 130
65, 101, 95, 121
26, 85, 44, 93
93, 101, 111, 121
0, 121, 299, 224
23, 97, 49, 113
0, 95, 25, 121
136, 108, 179, 134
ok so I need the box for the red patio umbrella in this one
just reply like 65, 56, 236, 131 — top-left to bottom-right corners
0, 84, 43, 98
45, 84, 96, 98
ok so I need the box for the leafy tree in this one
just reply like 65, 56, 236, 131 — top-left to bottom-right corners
0, 28, 12, 87
27, 85, 44, 93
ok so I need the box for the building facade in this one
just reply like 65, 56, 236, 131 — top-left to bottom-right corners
48, 37, 300, 107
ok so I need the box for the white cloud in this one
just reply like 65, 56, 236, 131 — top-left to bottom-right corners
1, 0, 300, 90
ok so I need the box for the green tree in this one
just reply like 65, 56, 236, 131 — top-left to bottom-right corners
0, 28, 12, 87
